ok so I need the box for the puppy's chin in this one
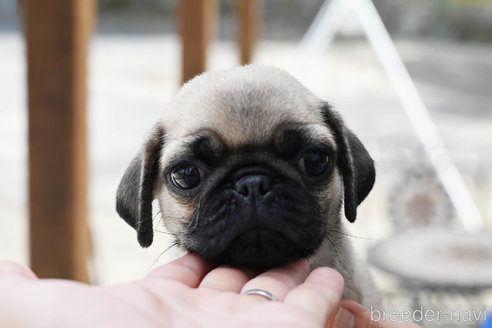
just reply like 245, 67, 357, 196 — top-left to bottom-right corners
212, 228, 318, 268
186, 226, 323, 268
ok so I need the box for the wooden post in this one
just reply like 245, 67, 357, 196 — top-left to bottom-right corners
25, 0, 94, 282
237, 0, 259, 65
179, 0, 218, 83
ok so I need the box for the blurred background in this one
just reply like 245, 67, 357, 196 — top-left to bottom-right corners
1, 0, 491, 326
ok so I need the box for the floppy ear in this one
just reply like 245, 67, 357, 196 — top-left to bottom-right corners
116, 125, 165, 247
321, 103, 375, 222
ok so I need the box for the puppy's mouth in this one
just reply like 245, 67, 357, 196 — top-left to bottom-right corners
186, 213, 324, 268
215, 227, 309, 268
182, 171, 326, 268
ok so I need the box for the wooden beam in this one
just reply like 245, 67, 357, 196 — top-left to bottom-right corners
237, 0, 260, 65
179, 0, 218, 83
25, 0, 94, 282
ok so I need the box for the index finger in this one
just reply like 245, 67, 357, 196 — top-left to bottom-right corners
146, 253, 217, 288
284, 267, 344, 326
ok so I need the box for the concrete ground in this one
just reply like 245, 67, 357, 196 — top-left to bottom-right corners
1, 26, 491, 326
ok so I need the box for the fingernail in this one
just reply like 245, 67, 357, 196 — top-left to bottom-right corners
332, 307, 355, 328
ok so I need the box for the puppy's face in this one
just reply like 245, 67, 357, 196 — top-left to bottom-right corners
116, 66, 375, 268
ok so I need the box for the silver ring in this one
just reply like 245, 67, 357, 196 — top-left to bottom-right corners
242, 289, 279, 301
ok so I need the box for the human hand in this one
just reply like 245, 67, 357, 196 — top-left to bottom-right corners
0, 254, 421, 327
0, 254, 344, 328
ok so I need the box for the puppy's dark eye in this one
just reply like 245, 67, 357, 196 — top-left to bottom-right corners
298, 152, 330, 177
171, 165, 204, 189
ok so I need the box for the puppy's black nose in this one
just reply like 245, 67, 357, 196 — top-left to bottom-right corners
235, 175, 271, 198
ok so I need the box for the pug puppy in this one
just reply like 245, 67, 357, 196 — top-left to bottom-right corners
116, 65, 378, 306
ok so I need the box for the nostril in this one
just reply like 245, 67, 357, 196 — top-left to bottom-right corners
238, 183, 250, 197
235, 175, 271, 198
